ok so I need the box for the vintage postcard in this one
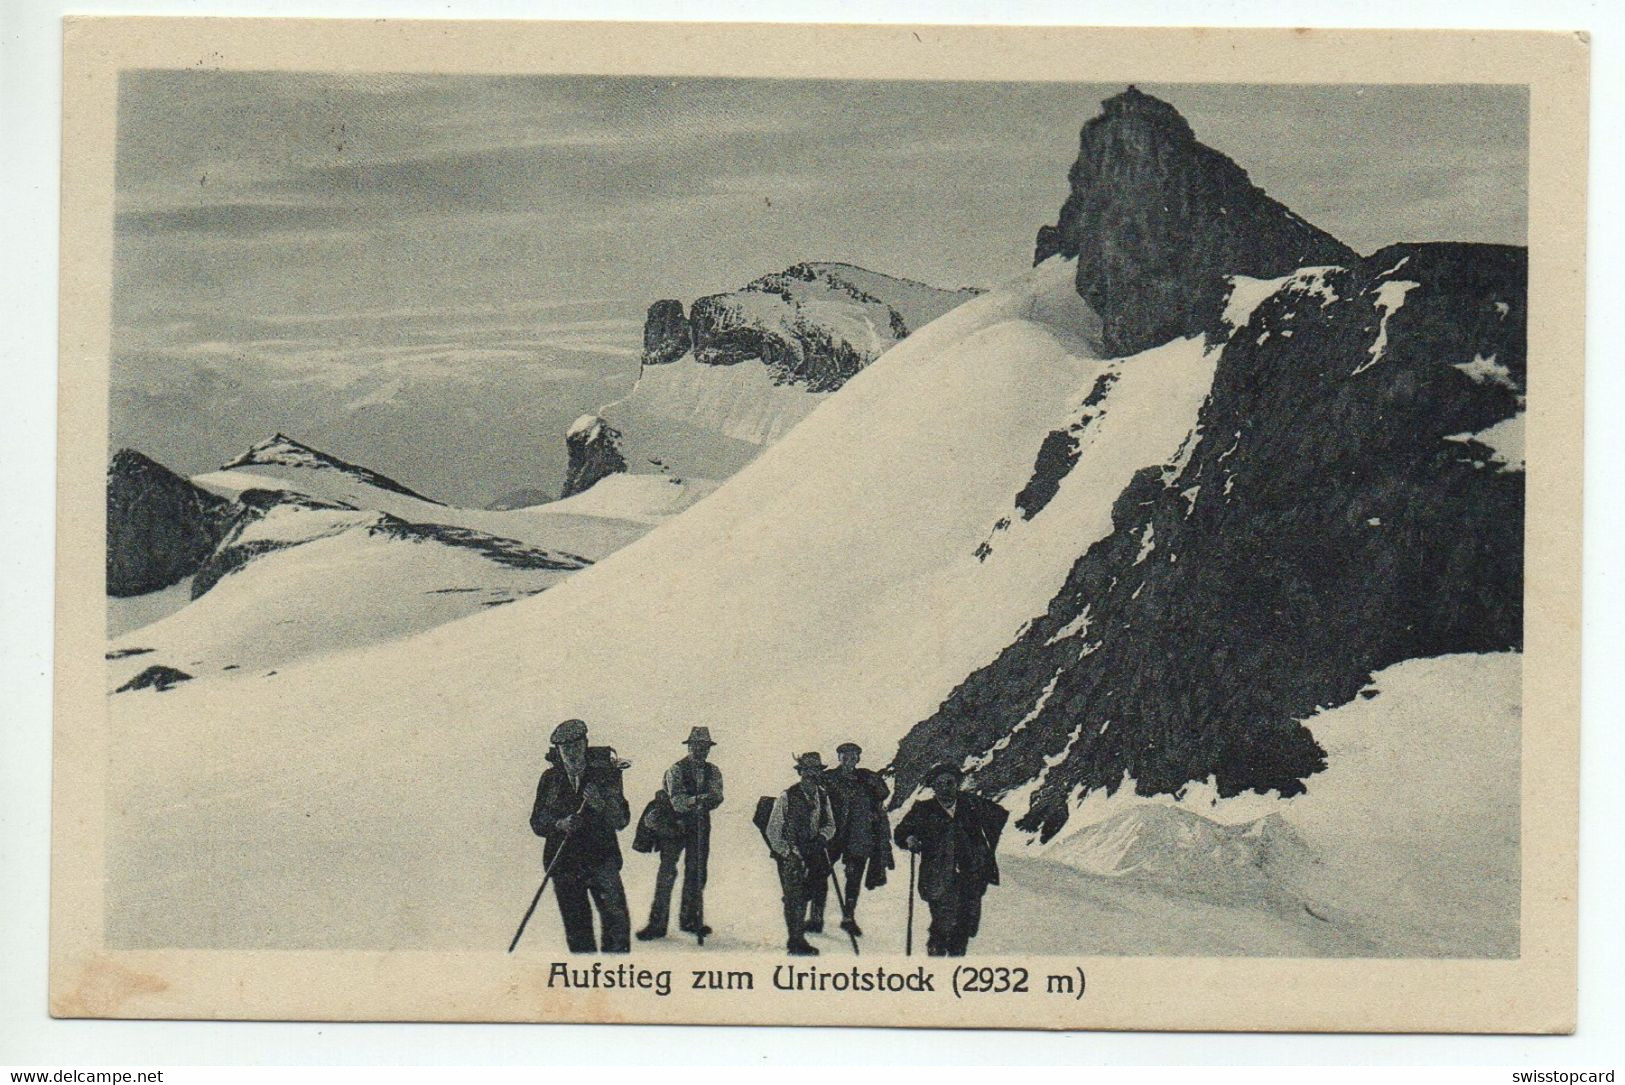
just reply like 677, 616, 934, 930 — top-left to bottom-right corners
53, 19, 1587, 1031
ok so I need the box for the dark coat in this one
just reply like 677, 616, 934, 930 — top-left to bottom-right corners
822, 766, 894, 863
894, 793, 1009, 902
530, 748, 630, 873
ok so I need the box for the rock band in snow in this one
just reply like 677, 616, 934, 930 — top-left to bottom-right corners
518, 719, 1009, 957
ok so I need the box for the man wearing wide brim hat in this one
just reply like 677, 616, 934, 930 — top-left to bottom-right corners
765, 752, 838, 955
894, 762, 1009, 957
637, 726, 724, 941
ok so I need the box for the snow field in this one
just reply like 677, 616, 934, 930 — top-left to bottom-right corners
108, 257, 1203, 951
104, 258, 1513, 959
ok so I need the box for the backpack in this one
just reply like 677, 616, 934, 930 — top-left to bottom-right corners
752, 795, 777, 852
632, 789, 681, 853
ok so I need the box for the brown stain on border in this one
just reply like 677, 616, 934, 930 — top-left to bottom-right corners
52, 956, 170, 1018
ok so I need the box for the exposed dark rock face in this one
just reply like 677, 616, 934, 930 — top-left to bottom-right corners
688, 291, 872, 390
1036, 87, 1356, 357
894, 243, 1526, 840
642, 300, 692, 366
106, 449, 237, 597
638, 262, 982, 393
116, 664, 194, 693
222, 433, 441, 504
561, 416, 628, 498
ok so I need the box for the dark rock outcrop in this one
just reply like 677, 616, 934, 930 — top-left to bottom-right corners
106, 449, 237, 597
637, 262, 982, 393
561, 416, 628, 498
115, 664, 194, 693
1035, 87, 1356, 356
642, 300, 692, 366
894, 242, 1526, 839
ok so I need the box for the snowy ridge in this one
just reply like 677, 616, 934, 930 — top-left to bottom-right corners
221, 433, 441, 503
196, 450, 711, 562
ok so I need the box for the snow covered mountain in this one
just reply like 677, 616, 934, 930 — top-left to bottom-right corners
893, 243, 1525, 832
104, 88, 1522, 959
562, 262, 982, 495
106, 434, 716, 681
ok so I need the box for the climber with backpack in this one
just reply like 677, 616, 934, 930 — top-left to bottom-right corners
636, 727, 724, 943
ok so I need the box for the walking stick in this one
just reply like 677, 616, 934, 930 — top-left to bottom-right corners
508, 797, 588, 953
905, 848, 916, 957
692, 814, 707, 947
826, 859, 860, 956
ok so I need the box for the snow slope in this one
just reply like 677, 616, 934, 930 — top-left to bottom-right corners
106, 257, 1250, 952
1000, 652, 1518, 956
105, 507, 588, 688
192, 459, 710, 563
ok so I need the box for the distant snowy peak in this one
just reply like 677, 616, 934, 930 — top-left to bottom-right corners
1035, 86, 1355, 357
221, 433, 441, 505
642, 262, 983, 392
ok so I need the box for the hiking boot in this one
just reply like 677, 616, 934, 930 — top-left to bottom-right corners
787, 938, 820, 956
804, 921, 824, 934
840, 917, 862, 937
635, 927, 666, 941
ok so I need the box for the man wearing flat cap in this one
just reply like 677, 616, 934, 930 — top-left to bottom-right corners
766, 752, 838, 955
638, 726, 724, 941
816, 741, 894, 936
529, 718, 632, 953
895, 762, 1009, 956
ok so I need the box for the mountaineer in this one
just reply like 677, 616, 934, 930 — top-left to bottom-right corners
637, 726, 724, 941
527, 718, 632, 953
765, 752, 838, 956
815, 741, 894, 937
895, 763, 1009, 957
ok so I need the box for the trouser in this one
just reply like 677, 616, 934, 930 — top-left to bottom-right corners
553, 859, 631, 954
807, 854, 873, 927
646, 827, 708, 934
925, 880, 986, 957
776, 853, 826, 945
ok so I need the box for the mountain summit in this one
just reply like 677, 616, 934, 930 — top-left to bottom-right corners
1035, 87, 1356, 356
222, 433, 441, 504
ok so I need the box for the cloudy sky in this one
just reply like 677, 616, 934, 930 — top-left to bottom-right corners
112, 74, 1527, 505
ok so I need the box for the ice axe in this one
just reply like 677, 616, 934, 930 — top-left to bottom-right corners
507, 796, 588, 953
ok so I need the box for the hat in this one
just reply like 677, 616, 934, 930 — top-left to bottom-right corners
836, 742, 862, 756
794, 752, 826, 772
683, 726, 716, 747
551, 718, 589, 745
925, 762, 962, 785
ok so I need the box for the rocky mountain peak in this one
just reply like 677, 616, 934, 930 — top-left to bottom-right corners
107, 448, 237, 597
561, 414, 628, 499
1036, 87, 1356, 356
221, 432, 440, 504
